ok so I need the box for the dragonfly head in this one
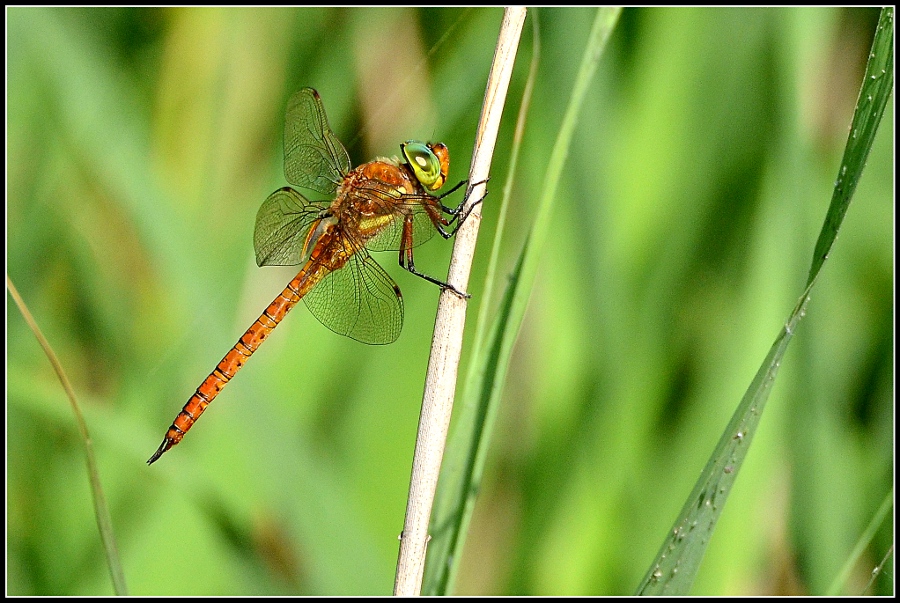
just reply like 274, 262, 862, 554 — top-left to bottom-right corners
401, 141, 449, 192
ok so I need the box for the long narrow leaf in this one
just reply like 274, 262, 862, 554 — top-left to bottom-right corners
827, 488, 894, 595
7, 276, 128, 595
636, 7, 893, 595
807, 6, 894, 286
394, 9, 528, 595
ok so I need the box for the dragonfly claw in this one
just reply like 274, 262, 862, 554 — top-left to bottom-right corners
443, 283, 471, 299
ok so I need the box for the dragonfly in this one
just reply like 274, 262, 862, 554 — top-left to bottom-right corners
148, 88, 477, 465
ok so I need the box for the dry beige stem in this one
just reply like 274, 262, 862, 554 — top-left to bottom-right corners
393, 7, 528, 596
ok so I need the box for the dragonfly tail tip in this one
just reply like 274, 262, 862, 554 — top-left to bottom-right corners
147, 439, 172, 466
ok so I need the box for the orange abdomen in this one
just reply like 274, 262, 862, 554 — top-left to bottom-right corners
147, 267, 319, 465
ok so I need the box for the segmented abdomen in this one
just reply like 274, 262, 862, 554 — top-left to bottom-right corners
147, 267, 320, 465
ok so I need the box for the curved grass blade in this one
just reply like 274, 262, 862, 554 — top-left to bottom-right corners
636, 287, 811, 595
807, 7, 894, 286
636, 7, 893, 595
423, 8, 622, 595
863, 543, 895, 595
7, 275, 128, 595
827, 488, 894, 595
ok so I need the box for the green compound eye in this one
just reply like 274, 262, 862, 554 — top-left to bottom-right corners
402, 141, 449, 191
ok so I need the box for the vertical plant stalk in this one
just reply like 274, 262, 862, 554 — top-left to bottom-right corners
393, 7, 527, 596
7, 275, 128, 595
424, 8, 621, 594
423, 12, 542, 595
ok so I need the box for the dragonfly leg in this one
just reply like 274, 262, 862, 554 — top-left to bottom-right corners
437, 179, 469, 210
401, 253, 471, 299
435, 185, 489, 239
399, 218, 470, 298
439, 178, 489, 217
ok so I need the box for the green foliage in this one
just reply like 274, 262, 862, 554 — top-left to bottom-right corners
7, 7, 892, 595
636, 7, 893, 595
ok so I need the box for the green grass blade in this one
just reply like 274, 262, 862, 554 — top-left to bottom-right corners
636, 8, 894, 595
423, 7, 622, 595
862, 542, 895, 595
807, 7, 894, 286
7, 276, 129, 595
635, 286, 810, 595
827, 487, 894, 595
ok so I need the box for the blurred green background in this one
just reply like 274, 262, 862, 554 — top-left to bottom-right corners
6, 7, 893, 595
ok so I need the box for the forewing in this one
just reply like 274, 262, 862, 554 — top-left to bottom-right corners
254, 187, 326, 267
303, 247, 403, 345
283, 88, 352, 196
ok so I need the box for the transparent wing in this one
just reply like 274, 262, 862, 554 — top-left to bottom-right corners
283, 88, 352, 196
303, 245, 404, 345
254, 187, 327, 267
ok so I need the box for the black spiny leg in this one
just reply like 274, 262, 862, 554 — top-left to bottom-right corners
434, 179, 490, 239
399, 215, 471, 298
396, 179, 490, 297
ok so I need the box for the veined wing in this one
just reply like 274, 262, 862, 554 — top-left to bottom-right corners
254, 187, 328, 267
283, 88, 352, 196
303, 244, 403, 345
255, 186, 404, 344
